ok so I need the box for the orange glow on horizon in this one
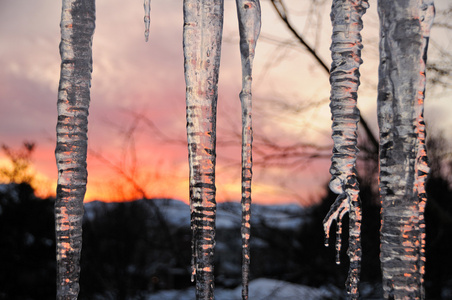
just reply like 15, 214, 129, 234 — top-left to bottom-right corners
1, 140, 327, 206
0, 162, 325, 206
82, 173, 313, 205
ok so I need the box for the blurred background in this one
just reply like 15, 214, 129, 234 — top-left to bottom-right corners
1, 0, 452, 299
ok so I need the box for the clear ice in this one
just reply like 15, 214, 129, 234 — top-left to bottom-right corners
377, 0, 434, 299
144, 0, 151, 42
55, 0, 95, 299
323, 0, 368, 299
183, 0, 224, 299
235, 1, 261, 299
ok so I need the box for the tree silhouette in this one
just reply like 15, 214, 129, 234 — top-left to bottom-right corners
0, 142, 36, 185
0, 183, 56, 299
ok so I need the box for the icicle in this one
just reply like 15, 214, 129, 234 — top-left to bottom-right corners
55, 0, 95, 299
323, 192, 348, 263
183, 0, 224, 299
144, 0, 151, 42
416, 2, 434, 298
235, 1, 261, 299
378, 0, 434, 299
323, 0, 368, 299
335, 219, 342, 265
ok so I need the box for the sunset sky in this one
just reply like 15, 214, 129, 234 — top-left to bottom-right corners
1, 0, 451, 206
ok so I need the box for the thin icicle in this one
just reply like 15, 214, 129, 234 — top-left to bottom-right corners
183, 0, 224, 299
323, 0, 368, 299
378, 0, 434, 298
55, 0, 95, 299
235, 1, 261, 299
144, 0, 151, 42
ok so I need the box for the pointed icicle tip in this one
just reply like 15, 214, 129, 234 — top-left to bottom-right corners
143, 0, 151, 42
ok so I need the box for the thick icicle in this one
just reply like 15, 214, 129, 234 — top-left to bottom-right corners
323, 0, 368, 299
235, 1, 261, 299
416, 3, 435, 297
183, 0, 224, 299
144, 0, 151, 42
55, 0, 95, 299
377, 0, 434, 299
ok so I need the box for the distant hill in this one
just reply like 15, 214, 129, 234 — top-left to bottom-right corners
84, 198, 307, 230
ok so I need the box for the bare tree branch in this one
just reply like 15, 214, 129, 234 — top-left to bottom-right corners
270, 0, 330, 73
269, 0, 379, 153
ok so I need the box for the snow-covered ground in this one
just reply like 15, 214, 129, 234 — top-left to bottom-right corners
82, 199, 386, 299
145, 278, 340, 300
145, 279, 387, 300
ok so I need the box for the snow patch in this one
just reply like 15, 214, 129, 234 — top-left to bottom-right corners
145, 278, 339, 300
